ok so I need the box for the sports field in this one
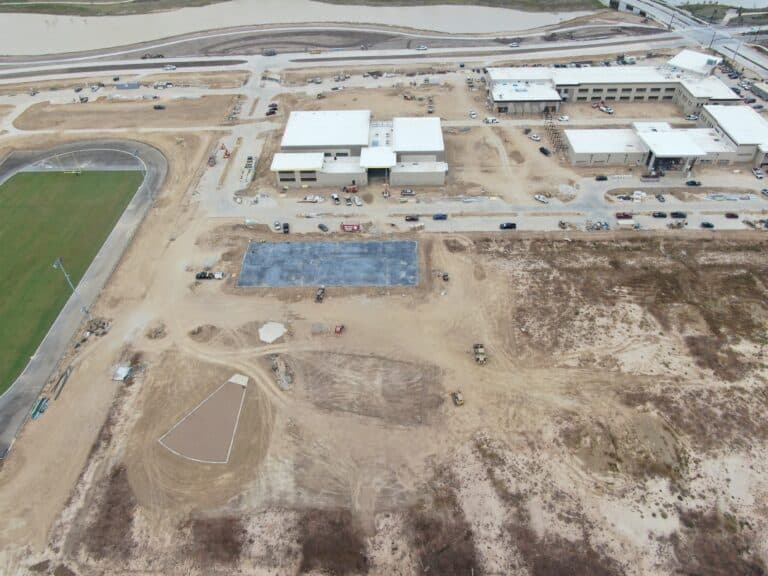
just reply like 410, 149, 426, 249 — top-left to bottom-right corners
0, 171, 143, 394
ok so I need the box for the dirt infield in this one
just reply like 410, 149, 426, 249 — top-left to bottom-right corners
158, 375, 247, 464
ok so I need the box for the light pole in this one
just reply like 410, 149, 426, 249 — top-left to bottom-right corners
53, 257, 91, 320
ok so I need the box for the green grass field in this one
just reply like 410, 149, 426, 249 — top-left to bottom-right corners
0, 171, 143, 394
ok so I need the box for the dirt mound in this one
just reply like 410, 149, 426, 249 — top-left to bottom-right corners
289, 352, 444, 425
82, 465, 136, 560
145, 322, 167, 340
189, 324, 220, 343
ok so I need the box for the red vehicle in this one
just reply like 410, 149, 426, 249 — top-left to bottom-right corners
340, 223, 361, 232
615, 212, 633, 220
342, 184, 358, 193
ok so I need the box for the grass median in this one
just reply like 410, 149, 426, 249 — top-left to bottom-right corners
0, 170, 143, 394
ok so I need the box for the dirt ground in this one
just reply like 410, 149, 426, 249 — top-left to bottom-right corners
13, 95, 241, 130
141, 70, 250, 89
5, 215, 768, 575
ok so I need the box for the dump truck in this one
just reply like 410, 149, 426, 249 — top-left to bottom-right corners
473, 343, 487, 365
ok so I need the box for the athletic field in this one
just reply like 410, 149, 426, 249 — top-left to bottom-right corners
0, 171, 143, 394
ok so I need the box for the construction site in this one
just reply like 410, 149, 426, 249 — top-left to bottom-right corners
0, 5, 767, 574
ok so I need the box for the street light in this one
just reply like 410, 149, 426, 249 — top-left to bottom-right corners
53, 257, 91, 320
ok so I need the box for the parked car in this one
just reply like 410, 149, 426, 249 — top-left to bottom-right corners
484, 116, 500, 124
499, 222, 517, 230
282, 222, 290, 234
595, 174, 608, 181
539, 147, 552, 156
725, 212, 739, 219
761, 188, 768, 197
753, 168, 764, 179
273, 220, 281, 230
732, 87, 742, 95
415, 45, 428, 51
615, 212, 633, 220
656, 193, 666, 202
331, 193, 340, 205
318, 223, 329, 232
701, 221, 715, 229
685, 114, 699, 121
670, 211, 687, 219
685, 180, 701, 187
163, 64, 177, 71
432, 213, 448, 221
353, 195, 363, 207
617, 195, 631, 201
528, 133, 541, 141
266, 109, 276, 116
508, 42, 519, 48
345, 196, 352, 206
558, 115, 570, 122
652, 211, 668, 218
744, 97, 757, 104
401, 188, 416, 196
469, 111, 478, 119
405, 215, 419, 222
153, 104, 166, 110
534, 194, 549, 203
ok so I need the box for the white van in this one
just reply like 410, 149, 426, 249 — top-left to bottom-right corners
484, 116, 499, 124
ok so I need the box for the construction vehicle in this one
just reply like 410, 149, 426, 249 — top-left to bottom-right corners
342, 184, 359, 194
315, 286, 326, 303
451, 392, 465, 406
473, 343, 487, 365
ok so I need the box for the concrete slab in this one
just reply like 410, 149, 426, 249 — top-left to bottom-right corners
237, 240, 419, 287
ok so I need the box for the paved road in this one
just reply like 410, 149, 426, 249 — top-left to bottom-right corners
0, 140, 167, 457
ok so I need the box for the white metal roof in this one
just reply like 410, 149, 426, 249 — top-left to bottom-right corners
637, 130, 706, 158
391, 161, 448, 173
281, 110, 371, 148
679, 129, 736, 154
270, 152, 324, 172
492, 82, 561, 102
360, 147, 396, 168
704, 104, 768, 145
392, 117, 444, 152
680, 76, 740, 100
564, 129, 648, 155
667, 49, 721, 76
321, 156, 363, 174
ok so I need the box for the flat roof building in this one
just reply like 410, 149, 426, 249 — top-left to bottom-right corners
700, 104, 768, 167
272, 110, 448, 188
486, 49, 738, 115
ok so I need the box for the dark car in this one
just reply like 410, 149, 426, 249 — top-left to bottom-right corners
670, 211, 687, 219
195, 271, 212, 280
595, 175, 608, 181
499, 222, 517, 230
615, 212, 633, 220
74, 86, 83, 93
539, 147, 552, 156
656, 193, 666, 202
113, 76, 120, 82
405, 215, 420, 222
685, 180, 701, 187
318, 223, 329, 232
282, 222, 290, 234
432, 213, 448, 220
652, 211, 668, 218
725, 212, 739, 219
153, 104, 166, 110
701, 221, 715, 229
266, 109, 276, 116
732, 87, 742, 95
744, 97, 757, 104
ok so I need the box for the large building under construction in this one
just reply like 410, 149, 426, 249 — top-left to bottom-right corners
270, 110, 448, 188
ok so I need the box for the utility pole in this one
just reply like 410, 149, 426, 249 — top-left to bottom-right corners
709, 29, 718, 49
53, 257, 91, 320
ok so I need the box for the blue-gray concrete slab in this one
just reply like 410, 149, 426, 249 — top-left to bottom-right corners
237, 240, 419, 287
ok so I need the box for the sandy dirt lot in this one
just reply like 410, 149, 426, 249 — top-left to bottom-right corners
5, 217, 768, 575
13, 95, 240, 130
141, 70, 250, 89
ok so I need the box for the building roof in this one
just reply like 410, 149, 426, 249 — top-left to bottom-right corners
667, 49, 721, 76
281, 110, 371, 148
392, 117, 444, 152
321, 156, 363, 174
704, 104, 768, 145
679, 128, 736, 154
564, 129, 648, 155
637, 129, 706, 158
270, 152, 324, 172
680, 76, 740, 100
360, 147, 396, 168
492, 81, 562, 102
391, 161, 449, 173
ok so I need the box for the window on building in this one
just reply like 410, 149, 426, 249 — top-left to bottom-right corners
635, 87, 646, 92
620, 96, 631, 101
335, 152, 349, 157
650, 87, 661, 92
607, 88, 618, 93
662, 95, 673, 100
648, 95, 659, 100
578, 88, 588, 94
665, 87, 676, 93
622, 87, 632, 92
279, 176, 295, 182
592, 88, 604, 93
606, 96, 616, 100
577, 96, 587, 101
278, 171, 295, 179
300, 172, 317, 181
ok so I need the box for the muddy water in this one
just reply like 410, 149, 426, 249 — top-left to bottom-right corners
0, 0, 595, 56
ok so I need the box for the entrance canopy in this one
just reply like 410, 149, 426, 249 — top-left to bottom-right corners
360, 147, 396, 169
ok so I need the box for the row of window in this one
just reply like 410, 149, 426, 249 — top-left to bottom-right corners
575, 95, 674, 102
278, 171, 318, 182
575, 86, 676, 94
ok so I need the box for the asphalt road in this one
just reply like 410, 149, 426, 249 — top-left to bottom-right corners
0, 140, 167, 458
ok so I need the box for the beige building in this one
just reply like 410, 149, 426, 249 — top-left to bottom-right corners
271, 111, 447, 188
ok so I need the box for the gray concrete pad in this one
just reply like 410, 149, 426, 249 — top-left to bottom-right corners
237, 240, 418, 287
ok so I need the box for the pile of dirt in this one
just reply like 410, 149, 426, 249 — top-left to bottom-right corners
188, 324, 220, 343
82, 465, 136, 560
